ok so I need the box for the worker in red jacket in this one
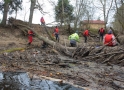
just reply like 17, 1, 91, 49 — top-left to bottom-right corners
83, 29, 90, 43
28, 30, 34, 45
40, 17, 45, 25
98, 28, 105, 41
103, 30, 117, 46
54, 26, 59, 42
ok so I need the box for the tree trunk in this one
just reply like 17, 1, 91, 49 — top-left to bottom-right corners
28, 0, 36, 26
15, 10, 17, 19
1, 2, 9, 26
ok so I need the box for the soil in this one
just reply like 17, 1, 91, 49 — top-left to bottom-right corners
0, 26, 124, 90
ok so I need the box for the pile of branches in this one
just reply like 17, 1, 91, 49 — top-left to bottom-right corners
72, 45, 124, 66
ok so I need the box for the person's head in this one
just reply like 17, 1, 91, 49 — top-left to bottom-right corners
108, 30, 112, 34
55, 26, 58, 28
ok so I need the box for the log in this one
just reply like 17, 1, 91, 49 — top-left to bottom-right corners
110, 27, 120, 44
0, 46, 38, 54
27, 72, 90, 90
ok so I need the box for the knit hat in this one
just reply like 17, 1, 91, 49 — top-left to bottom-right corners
108, 30, 112, 34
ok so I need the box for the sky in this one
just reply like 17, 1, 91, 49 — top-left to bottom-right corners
0, 0, 114, 26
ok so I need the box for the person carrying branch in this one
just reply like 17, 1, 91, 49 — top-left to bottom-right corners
103, 30, 117, 46
83, 29, 90, 43
40, 17, 45, 25
27, 29, 34, 46
69, 31, 79, 47
98, 27, 105, 41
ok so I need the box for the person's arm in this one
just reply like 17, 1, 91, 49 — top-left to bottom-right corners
88, 31, 90, 36
98, 29, 100, 34
103, 35, 106, 45
112, 35, 117, 45
103, 29, 105, 34
83, 31, 85, 36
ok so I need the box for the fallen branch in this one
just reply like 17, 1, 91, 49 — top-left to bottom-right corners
83, 51, 124, 60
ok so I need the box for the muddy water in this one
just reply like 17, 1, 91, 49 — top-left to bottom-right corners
0, 71, 84, 90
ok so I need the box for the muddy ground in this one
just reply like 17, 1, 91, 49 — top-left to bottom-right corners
0, 26, 124, 90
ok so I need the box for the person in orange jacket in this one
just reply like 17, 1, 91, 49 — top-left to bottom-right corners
103, 30, 117, 46
83, 29, 90, 43
54, 26, 59, 42
28, 30, 34, 45
40, 17, 45, 25
98, 28, 105, 41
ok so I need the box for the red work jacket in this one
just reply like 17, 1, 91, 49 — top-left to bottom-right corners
28, 30, 33, 35
83, 30, 89, 36
54, 28, 59, 33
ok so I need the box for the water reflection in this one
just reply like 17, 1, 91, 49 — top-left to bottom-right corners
0, 72, 84, 90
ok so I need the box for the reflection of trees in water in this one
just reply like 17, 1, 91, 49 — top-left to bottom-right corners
0, 72, 29, 90
0, 72, 83, 90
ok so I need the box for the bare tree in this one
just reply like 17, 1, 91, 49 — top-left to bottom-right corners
114, 0, 124, 33
28, 0, 36, 26
73, 0, 95, 30
95, 0, 114, 30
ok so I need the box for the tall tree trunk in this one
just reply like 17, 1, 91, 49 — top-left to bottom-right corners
28, 0, 36, 26
1, 2, 9, 26
15, 9, 17, 19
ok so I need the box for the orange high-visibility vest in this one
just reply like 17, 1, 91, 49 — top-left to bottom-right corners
104, 34, 113, 46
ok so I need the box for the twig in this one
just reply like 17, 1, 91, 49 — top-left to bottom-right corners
102, 54, 115, 63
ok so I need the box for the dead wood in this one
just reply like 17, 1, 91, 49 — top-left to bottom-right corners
112, 81, 124, 89
43, 25, 55, 41
86, 51, 124, 59
110, 27, 121, 44
102, 54, 115, 63
0, 45, 38, 54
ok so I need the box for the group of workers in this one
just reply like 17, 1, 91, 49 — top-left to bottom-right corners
27, 16, 117, 48
98, 27, 117, 46
27, 16, 59, 48
69, 28, 117, 47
